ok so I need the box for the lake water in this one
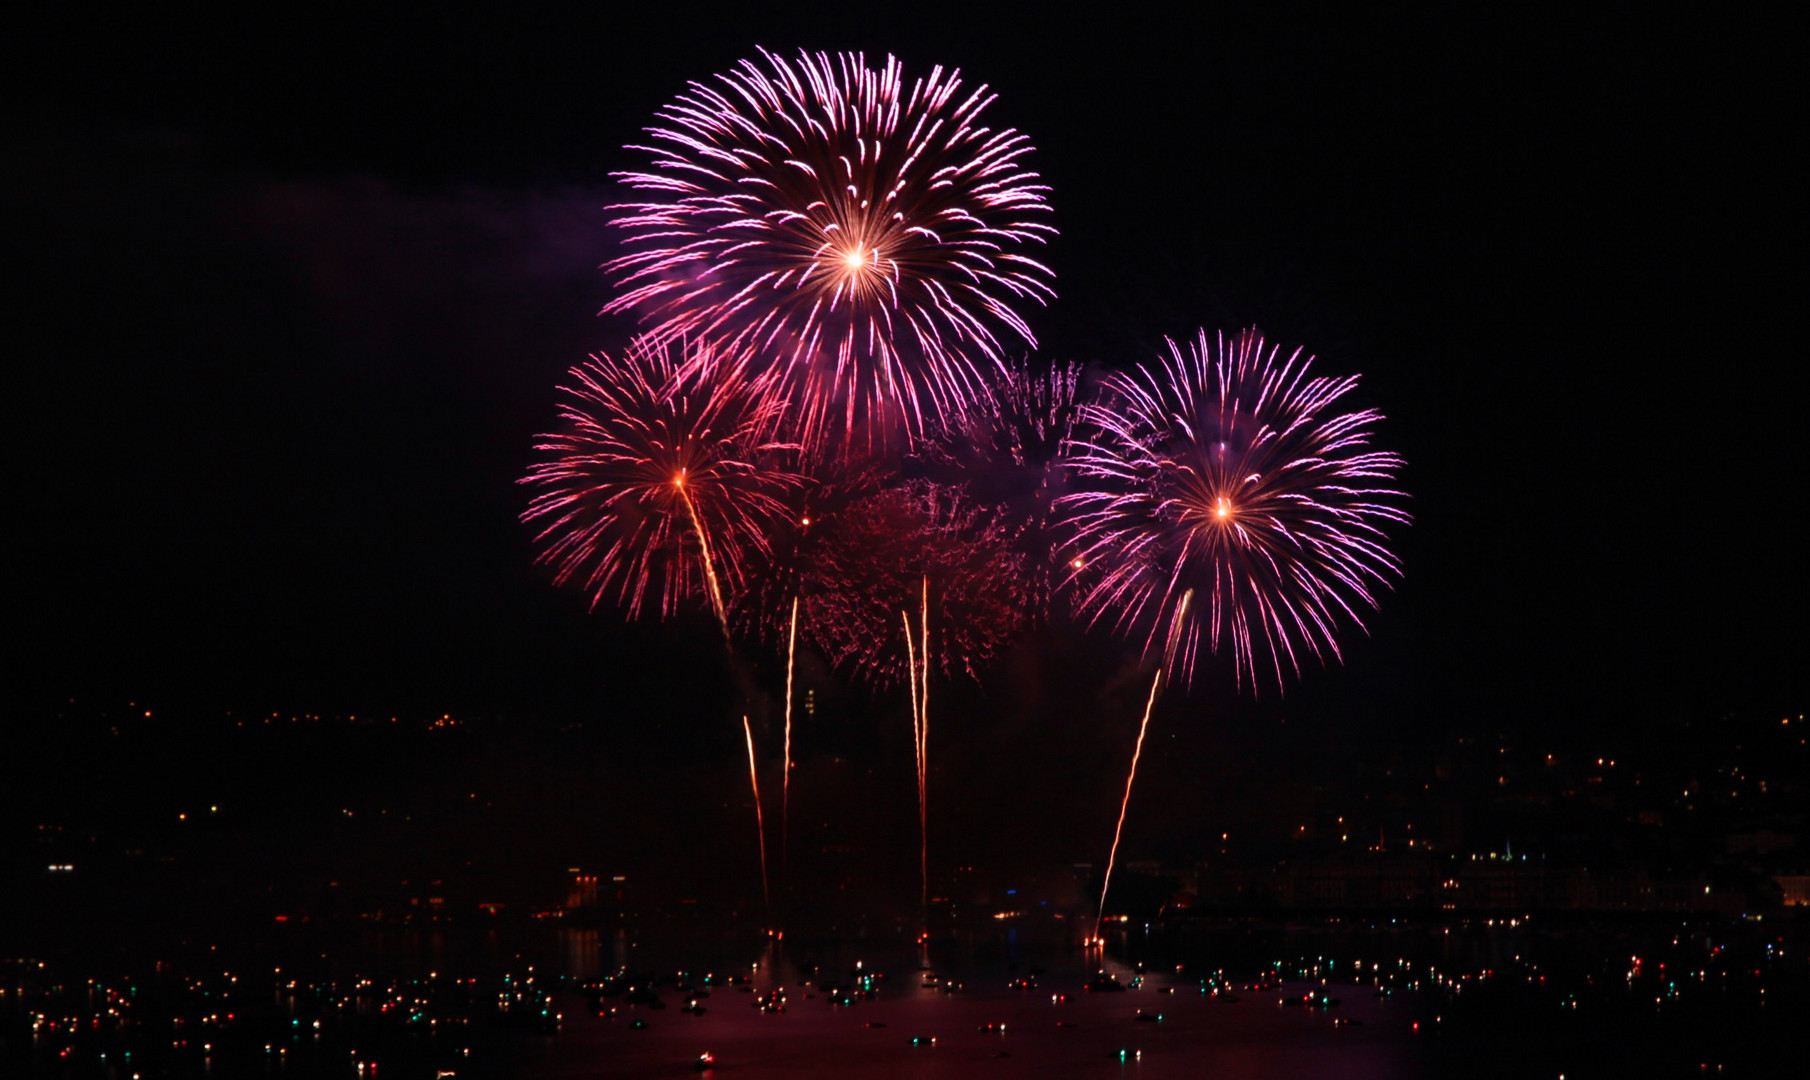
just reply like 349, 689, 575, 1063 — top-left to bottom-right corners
5, 915, 1804, 1078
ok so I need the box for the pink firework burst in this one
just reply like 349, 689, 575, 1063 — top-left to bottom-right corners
1058, 329, 1410, 693
605, 48, 1057, 451
521, 338, 802, 622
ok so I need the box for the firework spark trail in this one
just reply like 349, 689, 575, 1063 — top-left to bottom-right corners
917, 575, 930, 919
903, 608, 921, 793
1095, 666, 1164, 943
901, 607, 925, 919
744, 715, 771, 912
606, 48, 1056, 451
1059, 328, 1409, 693
782, 594, 798, 869
898, 581, 931, 926
1093, 590, 1192, 941
675, 473, 730, 639
522, 337, 802, 622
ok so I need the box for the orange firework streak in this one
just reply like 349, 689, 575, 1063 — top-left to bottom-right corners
673, 472, 729, 639
899, 577, 932, 923
918, 576, 930, 918
1094, 590, 1192, 944
782, 595, 798, 869
902, 611, 923, 916
743, 715, 770, 912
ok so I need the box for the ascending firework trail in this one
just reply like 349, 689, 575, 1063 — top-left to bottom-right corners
522, 337, 805, 910
809, 483, 1027, 926
1059, 329, 1410, 942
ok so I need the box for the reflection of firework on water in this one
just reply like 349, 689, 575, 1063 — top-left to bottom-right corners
922, 357, 1091, 620
813, 483, 1029, 688
605, 48, 1057, 450
521, 338, 802, 624
1060, 328, 1410, 692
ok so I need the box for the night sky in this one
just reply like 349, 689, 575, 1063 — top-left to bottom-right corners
16, 4, 1802, 748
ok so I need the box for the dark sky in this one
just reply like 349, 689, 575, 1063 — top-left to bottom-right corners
14, 4, 1802, 742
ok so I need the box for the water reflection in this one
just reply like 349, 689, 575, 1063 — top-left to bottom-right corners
8, 915, 1799, 1079
562, 928, 599, 981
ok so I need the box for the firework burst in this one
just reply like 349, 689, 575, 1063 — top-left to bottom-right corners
521, 337, 802, 625
730, 462, 888, 647
812, 482, 1030, 688
922, 357, 1092, 621
1059, 328, 1410, 693
605, 47, 1057, 450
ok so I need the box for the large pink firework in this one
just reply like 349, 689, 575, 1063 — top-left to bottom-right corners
1059, 329, 1409, 693
521, 338, 802, 623
605, 48, 1057, 450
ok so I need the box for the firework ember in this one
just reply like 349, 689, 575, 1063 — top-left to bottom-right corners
1059, 328, 1409, 692
605, 48, 1057, 450
521, 337, 802, 626
782, 593, 798, 866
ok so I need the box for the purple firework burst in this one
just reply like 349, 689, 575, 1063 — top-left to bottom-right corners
1058, 329, 1409, 692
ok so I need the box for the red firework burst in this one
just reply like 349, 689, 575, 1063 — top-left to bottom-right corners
811, 482, 1030, 689
730, 461, 888, 647
521, 337, 802, 623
